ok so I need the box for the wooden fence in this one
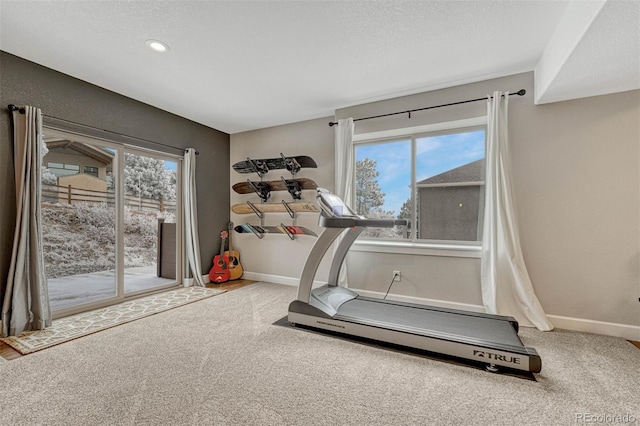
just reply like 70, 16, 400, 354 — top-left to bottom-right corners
42, 184, 176, 213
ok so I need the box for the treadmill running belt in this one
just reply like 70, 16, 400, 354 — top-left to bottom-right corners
337, 298, 524, 347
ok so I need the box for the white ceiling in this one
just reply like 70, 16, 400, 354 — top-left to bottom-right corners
1, 0, 638, 134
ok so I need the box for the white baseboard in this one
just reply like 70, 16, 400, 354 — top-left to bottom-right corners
546, 314, 640, 342
243, 274, 640, 341
242, 271, 310, 287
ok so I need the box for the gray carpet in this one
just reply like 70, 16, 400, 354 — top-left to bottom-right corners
1, 282, 638, 425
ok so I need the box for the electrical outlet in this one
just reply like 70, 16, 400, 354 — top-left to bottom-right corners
392, 270, 401, 282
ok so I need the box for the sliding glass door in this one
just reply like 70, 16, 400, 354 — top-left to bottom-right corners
123, 151, 178, 294
41, 129, 182, 316
42, 135, 118, 311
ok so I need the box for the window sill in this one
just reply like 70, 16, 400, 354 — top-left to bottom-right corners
351, 239, 482, 258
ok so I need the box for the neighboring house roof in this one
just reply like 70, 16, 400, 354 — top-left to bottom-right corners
417, 159, 484, 187
58, 172, 107, 185
45, 139, 114, 165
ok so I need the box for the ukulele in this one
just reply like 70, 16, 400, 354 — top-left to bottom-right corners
225, 222, 243, 280
209, 230, 231, 283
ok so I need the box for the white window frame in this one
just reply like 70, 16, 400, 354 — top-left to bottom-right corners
351, 116, 487, 259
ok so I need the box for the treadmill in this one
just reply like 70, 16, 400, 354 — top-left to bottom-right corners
288, 189, 541, 373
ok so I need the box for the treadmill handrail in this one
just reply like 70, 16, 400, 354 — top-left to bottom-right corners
297, 226, 344, 303
328, 226, 365, 286
319, 215, 407, 229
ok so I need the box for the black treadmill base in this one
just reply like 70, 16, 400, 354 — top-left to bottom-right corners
273, 316, 536, 381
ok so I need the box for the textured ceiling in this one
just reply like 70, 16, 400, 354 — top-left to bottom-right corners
535, 0, 640, 104
0, 1, 637, 134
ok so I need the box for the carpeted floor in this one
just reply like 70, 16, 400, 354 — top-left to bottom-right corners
0, 282, 638, 425
0, 286, 224, 354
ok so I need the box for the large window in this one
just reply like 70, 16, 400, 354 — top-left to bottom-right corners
354, 119, 486, 244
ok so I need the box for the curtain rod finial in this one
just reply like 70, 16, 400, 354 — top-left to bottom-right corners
516, 89, 526, 96
7, 104, 25, 114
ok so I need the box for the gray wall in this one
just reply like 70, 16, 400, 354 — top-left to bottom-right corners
337, 71, 640, 329
0, 52, 230, 301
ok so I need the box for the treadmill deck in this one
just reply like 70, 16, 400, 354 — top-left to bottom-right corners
335, 297, 526, 352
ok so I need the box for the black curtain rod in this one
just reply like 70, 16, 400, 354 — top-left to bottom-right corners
8, 104, 25, 113
328, 89, 526, 127
7, 104, 198, 155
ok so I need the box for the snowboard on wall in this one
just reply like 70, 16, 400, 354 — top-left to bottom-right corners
232, 154, 317, 176
234, 224, 318, 237
231, 201, 319, 215
232, 177, 318, 200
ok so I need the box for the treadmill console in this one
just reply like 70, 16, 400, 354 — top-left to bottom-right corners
316, 189, 407, 229
316, 189, 361, 219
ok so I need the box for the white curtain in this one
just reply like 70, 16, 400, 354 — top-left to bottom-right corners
481, 92, 553, 331
334, 118, 355, 286
2, 105, 51, 337
182, 148, 205, 287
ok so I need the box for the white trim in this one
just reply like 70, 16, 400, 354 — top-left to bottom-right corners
417, 181, 485, 188
352, 116, 487, 142
351, 240, 482, 258
116, 147, 125, 297
241, 272, 326, 288
546, 314, 640, 342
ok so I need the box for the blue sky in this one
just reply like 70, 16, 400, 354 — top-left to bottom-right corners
355, 130, 485, 215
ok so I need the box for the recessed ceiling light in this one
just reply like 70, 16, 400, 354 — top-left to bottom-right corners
145, 39, 170, 52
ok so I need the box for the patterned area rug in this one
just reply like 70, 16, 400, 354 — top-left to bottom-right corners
1, 286, 225, 355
